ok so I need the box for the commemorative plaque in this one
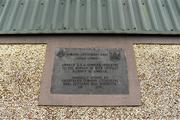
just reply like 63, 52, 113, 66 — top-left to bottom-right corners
39, 37, 140, 106
51, 48, 129, 94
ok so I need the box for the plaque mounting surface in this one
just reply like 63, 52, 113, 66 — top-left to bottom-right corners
51, 48, 129, 94
39, 38, 140, 106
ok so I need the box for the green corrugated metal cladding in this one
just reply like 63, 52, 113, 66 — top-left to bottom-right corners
0, 0, 180, 34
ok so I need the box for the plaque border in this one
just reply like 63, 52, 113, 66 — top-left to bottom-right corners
39, 37, 141, 106
51, 48, 129, 95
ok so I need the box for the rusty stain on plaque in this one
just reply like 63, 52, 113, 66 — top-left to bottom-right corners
51, 48, 129, 94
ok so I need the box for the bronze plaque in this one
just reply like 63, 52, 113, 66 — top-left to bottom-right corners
51, 48, 129, 94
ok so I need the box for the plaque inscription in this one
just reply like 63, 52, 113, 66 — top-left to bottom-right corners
51, 48, 129, 94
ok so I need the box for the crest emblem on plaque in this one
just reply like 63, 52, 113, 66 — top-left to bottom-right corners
109, 50, 121, 61
57, 50, 65, 58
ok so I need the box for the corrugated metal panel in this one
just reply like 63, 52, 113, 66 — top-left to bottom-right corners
0, 0, 180, 34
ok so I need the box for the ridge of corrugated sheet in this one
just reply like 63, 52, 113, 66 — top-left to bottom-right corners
0, 0, 180, 34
